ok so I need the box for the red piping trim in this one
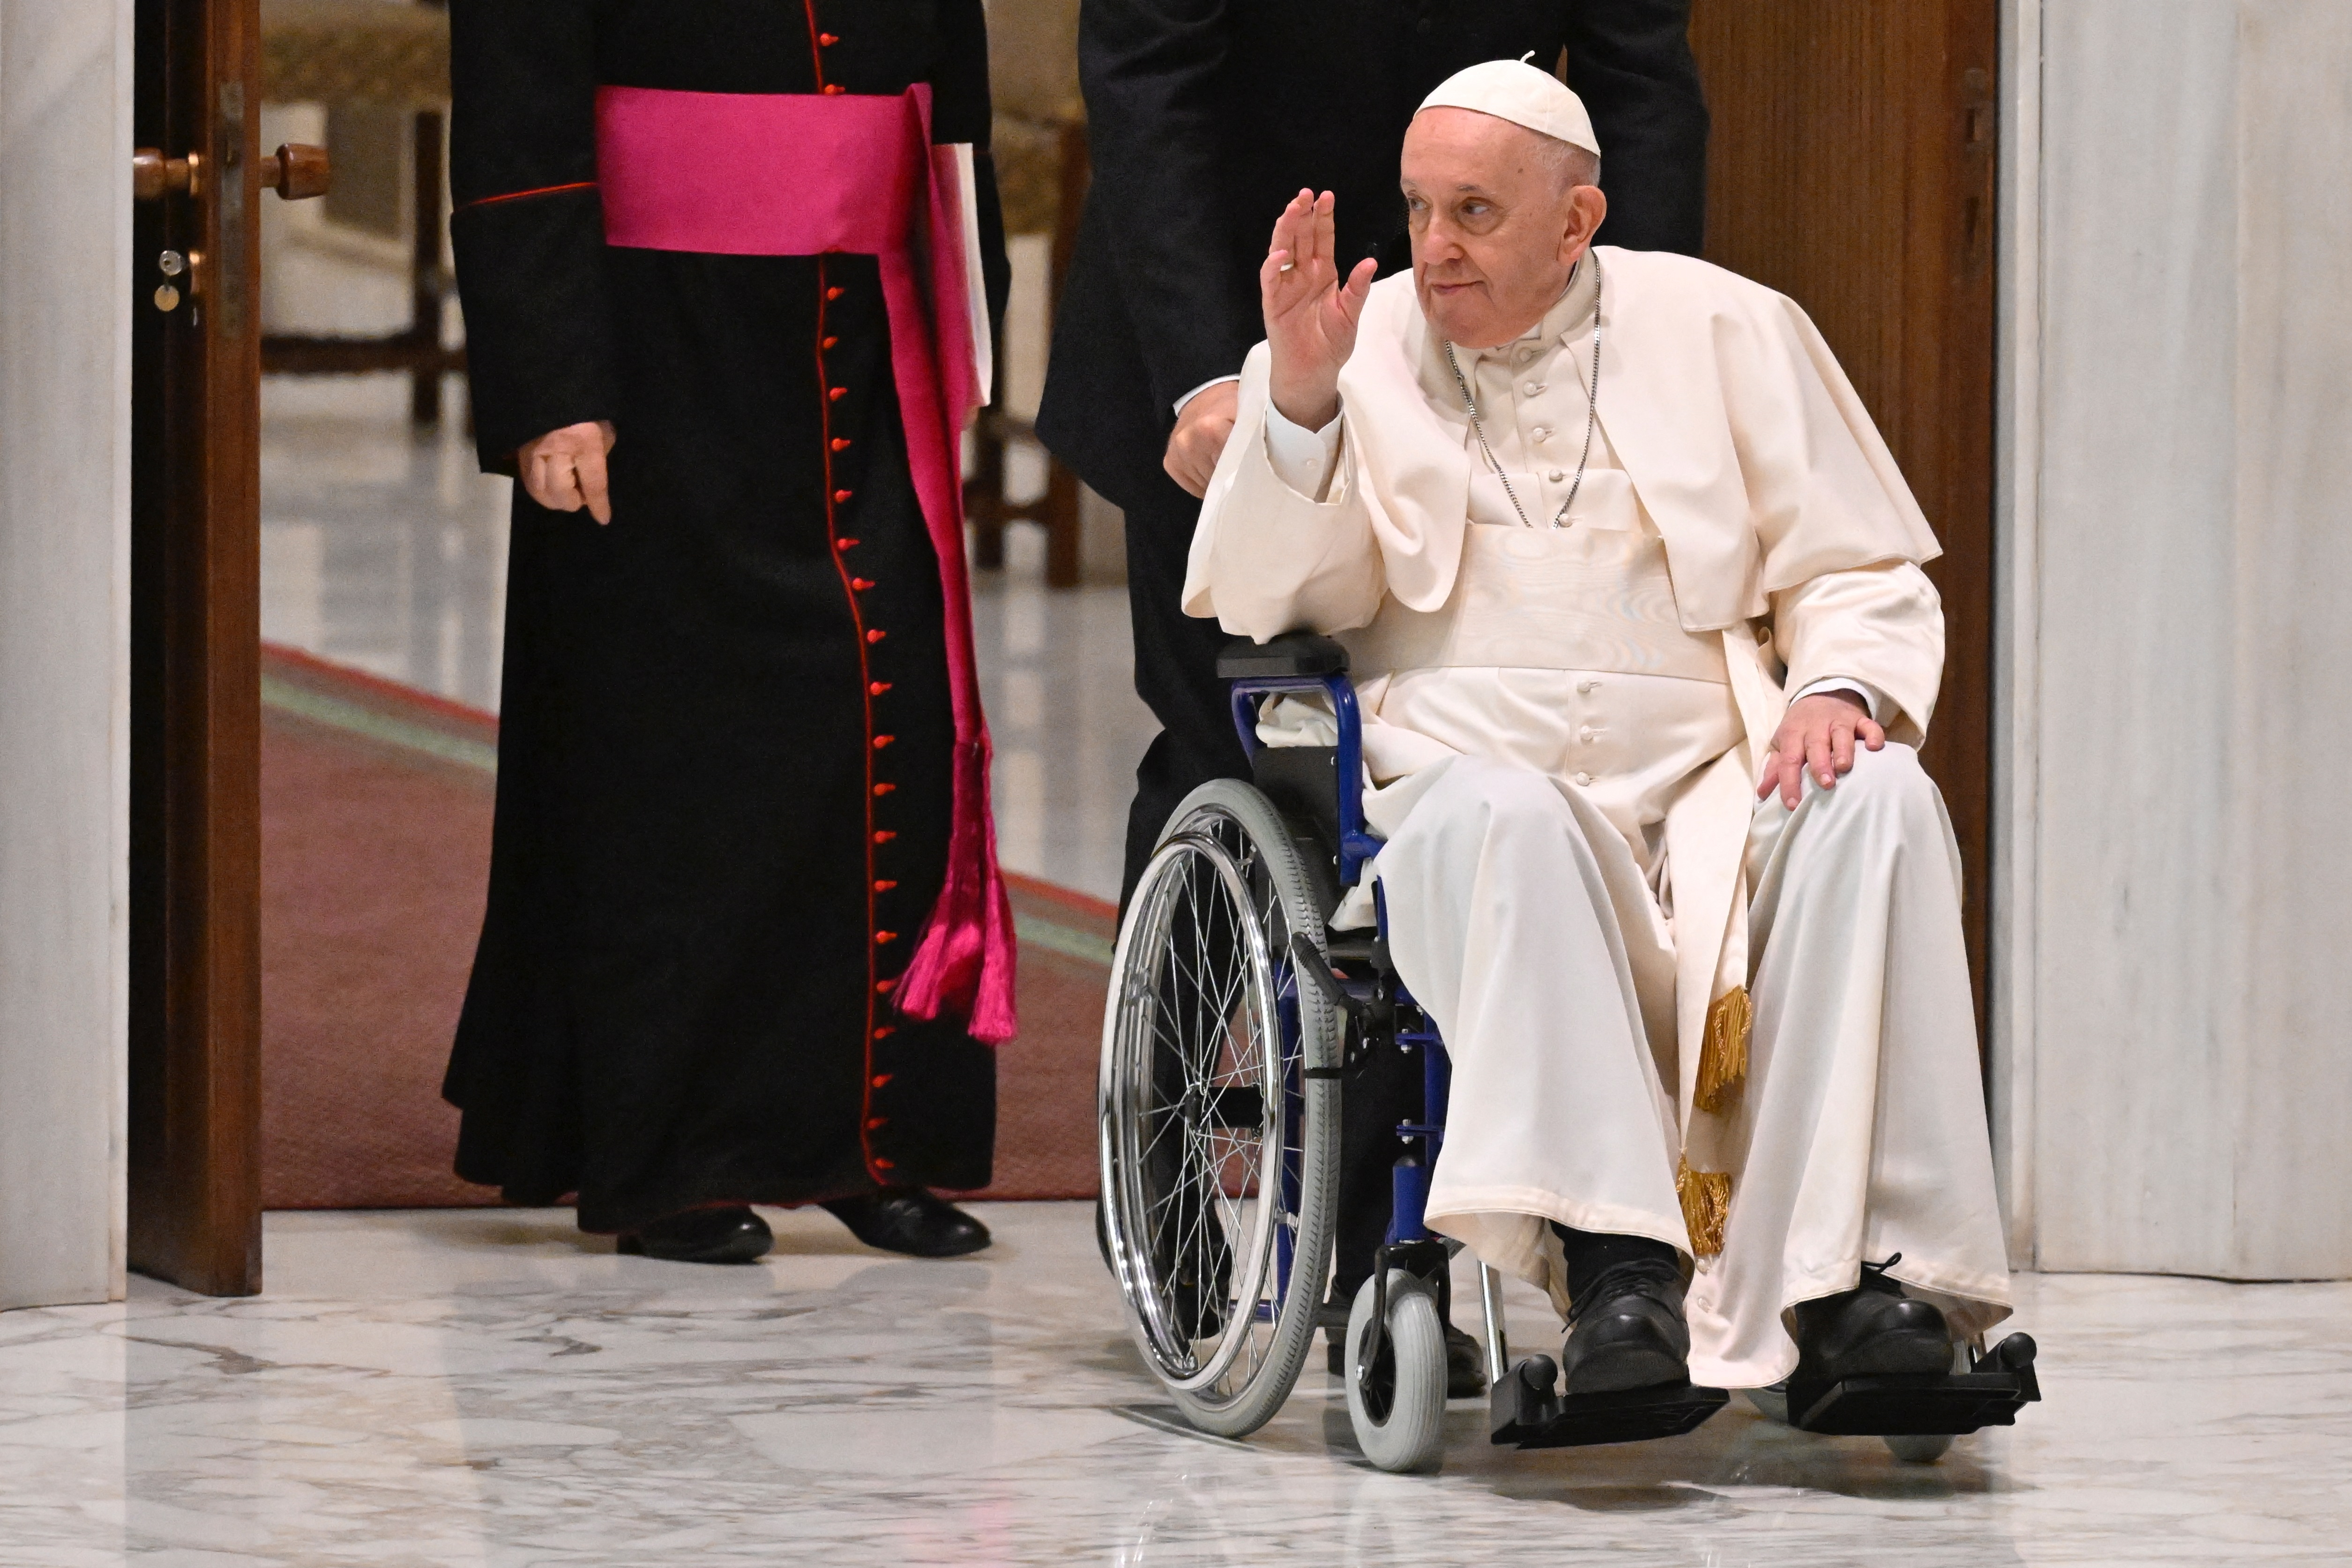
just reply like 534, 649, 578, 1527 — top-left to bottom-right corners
454, 180, 597, 214
799, 1, 828, 89
815, 260, 885, 1184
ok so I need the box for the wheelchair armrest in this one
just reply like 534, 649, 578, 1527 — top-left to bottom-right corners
1216, 634, 1350, 681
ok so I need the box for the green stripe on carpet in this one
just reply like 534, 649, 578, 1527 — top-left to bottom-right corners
263, 676, 501, 776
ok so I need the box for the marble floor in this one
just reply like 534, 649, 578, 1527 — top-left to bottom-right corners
4, 1204, 2347, 1565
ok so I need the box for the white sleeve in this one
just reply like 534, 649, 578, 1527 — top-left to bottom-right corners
1262, 402, 1345, 502
1174, 374, 1242, 416
1790, 676, 1891, 726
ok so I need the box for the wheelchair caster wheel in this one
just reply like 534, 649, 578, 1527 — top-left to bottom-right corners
1883, 1432, 1956, 1464
1344, 1269, 1447, 1474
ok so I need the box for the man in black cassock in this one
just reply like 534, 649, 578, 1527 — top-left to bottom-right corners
441, 1, 1014, 1264
1035, 0, 1710, 1382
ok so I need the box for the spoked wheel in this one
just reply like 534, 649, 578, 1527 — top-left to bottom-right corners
1099, 779, 1342, 1438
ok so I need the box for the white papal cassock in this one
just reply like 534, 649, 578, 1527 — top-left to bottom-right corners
1180, 247, 2012, 1389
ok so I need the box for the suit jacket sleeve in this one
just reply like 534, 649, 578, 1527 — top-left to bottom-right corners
448, 0, 616, 475
1562, 0, 1709, 254
1078, 0, 1260, 415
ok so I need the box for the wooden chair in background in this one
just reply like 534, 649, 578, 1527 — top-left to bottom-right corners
259, 0, 460, 427
968, 0, 1089, 587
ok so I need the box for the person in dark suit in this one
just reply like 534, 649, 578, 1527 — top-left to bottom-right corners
1037, 0, 1708, 1389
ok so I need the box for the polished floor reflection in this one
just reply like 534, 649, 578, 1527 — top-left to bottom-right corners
259, 375, 1152, 902
4, 1204, 2346, 1565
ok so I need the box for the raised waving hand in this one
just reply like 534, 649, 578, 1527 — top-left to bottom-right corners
1261, 189, 1376, 430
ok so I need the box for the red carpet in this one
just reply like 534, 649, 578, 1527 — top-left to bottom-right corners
260, 644, 1110, 1210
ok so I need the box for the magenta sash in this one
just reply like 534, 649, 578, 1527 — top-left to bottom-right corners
597, 83, 1015, 1045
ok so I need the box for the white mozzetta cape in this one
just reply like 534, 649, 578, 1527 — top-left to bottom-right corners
1181, 247, 1949, 1133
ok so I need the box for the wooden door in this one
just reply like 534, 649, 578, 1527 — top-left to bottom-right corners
129, 0, 328, 1295
1687, 2, 1999, 1025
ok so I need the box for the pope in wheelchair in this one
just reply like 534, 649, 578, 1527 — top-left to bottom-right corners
1098, 60, 2035, 1473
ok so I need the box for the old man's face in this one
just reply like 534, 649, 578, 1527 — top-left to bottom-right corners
1401, 107, 1605, 349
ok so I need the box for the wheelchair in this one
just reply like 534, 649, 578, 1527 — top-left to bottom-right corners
1098, 632, 2040, 1474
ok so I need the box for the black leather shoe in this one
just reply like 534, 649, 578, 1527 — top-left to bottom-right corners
1560, 1260, 1692, 1394
616, 1204, 772, 1264
1793, 1254, 1953, 1381
1444, 1322, 1489, 1399
821, 1187, 993, 1258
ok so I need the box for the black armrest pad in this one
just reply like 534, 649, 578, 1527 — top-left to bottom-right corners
1217, 634, 1351, 680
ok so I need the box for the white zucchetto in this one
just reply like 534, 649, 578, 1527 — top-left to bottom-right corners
1417, 60, 1602, 159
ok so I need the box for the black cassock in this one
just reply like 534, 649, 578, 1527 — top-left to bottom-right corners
441, 1, 1011, 1233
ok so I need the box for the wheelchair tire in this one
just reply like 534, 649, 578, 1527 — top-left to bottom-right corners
1344, 1270, 1448, 1474
1883, 1433, 1956, 1464
1099, 779, 1343, 1439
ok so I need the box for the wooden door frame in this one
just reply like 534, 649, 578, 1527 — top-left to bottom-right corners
1687, 1, 2001, 1037
128, 0, 264, 1297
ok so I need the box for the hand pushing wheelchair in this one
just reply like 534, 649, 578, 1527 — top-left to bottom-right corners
1097, 632, 2040, 1474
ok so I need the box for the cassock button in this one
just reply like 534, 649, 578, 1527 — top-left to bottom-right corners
873, 782, 896, 796
835, 489, 854, 504
1579, 726, 1595, 743
827, 286, 845, 300
868, 680, 892, 695
820, 32, 840, 45
837, 537, 860, 548
1577, 679, 1597, 694
1525, 382, 1546, 396
875, 926, 898, 940
871, 1071, 893, 1085
829, 386, 848, 401
831, 437, 852, 451
874, 879, 897, 892
1534, 426, 1553, 441
851, 577, 874, 590
1575, 772, 1593, 787
873, 831, 896, 844
1548, 470, 1565, 482
823, 336, 839, 350
866, 628, 887, 644
875, 978, 896, 995
872, 732, 894, 747
823, 83, 846, 95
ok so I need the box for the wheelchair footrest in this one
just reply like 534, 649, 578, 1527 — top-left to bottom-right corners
1785, 1332, 2042, 1437
1489, 1355, 1729, 1449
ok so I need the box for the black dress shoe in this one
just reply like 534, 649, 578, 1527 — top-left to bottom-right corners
1561, 1262, 1692, 1393
821, 1186, 992, 1258
1793, 1253, 1953, 1381
1444, 1322, 1489, 1399
1552, 1225, 1691, 1394
616, 1204, 772, 1264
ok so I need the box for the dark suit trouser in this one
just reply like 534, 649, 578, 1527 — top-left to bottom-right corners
1118, 475, 1420, 1313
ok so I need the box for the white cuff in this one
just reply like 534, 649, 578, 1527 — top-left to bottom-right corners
1791, 676, 1891, 726
1262, 402, 1344, 501
1174, 375, 1241, 417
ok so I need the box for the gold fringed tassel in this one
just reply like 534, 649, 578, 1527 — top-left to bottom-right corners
1676, 1159, 1732, 1259
1694, 985, 1751, 1113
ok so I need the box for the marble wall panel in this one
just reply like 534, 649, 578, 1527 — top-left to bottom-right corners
2023, 0, 2352, 1276
0, 0, 132, 1309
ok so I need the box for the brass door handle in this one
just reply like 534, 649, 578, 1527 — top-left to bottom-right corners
134, 143, 328, 201
132, 148, 201, 201
260, 143, 330, 201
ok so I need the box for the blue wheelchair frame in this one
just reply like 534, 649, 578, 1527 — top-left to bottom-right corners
1226, 670, 1456, 1286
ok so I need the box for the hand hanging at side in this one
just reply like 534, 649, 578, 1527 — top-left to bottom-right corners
517, 419, 618, 523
